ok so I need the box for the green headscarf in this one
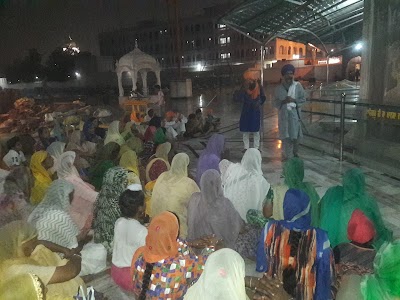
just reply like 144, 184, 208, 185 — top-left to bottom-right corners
320, 168, 392, 248
154, 128, 167, 145
126, 136, 144, 154
90, 142, 120, 190
361, 241, 400, 299
283, 158, 320, 226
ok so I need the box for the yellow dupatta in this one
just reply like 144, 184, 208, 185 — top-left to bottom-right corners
30, 151, 52, 205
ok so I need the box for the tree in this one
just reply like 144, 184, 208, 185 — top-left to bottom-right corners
45, 47, 76, 82
5, 49, 44, 83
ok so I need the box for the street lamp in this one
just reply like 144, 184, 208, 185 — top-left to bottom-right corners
75, 72, 81, 79
354, 42, 363, 51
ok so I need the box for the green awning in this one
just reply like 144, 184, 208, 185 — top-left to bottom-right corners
220, 0, 364, 45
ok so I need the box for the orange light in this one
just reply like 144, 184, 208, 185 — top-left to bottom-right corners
277, 140, 282, 149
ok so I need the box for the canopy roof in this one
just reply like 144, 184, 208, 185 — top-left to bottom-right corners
220, 0, 364, 46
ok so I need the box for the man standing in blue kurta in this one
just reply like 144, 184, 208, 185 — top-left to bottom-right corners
274, 64, 306, 161
239, 70, 266, 151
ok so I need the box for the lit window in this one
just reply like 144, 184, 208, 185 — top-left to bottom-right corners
220, 53, 231, 59
219, 37, 227, 44
218, 24, 226, 29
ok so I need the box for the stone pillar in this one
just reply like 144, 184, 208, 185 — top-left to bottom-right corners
140, 70, 148, 96
360, 0, 400, 104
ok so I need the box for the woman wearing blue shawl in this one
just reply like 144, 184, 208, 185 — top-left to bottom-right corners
256, 189, 336, 300
83, 117, 102, 143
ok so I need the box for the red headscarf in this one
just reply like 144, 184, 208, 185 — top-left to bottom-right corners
347, 209, 376, 244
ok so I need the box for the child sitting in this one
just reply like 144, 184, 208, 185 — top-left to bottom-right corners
3, 136, 26, 168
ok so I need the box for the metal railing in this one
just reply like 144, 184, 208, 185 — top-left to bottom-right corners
302, 87, 400, 165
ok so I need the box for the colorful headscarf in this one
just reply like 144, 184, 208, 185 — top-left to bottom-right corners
30, 151, 52, 205
184, 248, 249, 300
142, 211, 179, 263
126, 136, 144, 154
347, 209, 376, 244
0, 273, 44, 300
93, 167, 130, 253
243, 70, 260, 99
165, 111, 176, 119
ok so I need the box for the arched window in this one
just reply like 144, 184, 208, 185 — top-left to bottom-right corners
299, 48, 304, 57
288, 46, 291, 55
293, 47, 297, 55
279, 45, 284, 54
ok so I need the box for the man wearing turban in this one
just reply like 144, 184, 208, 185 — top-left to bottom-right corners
274, 64, 306, 160
239, 70, 266, 151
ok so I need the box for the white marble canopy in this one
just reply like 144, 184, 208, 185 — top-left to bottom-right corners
116, 41, 161, 97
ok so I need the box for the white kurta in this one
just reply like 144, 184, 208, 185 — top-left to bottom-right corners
274, 81, 306, 140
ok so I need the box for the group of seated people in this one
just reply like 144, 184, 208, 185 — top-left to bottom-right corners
0, 109, 398, 300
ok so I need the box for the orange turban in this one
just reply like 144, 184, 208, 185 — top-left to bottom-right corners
165, 111, 175, 118
243, 70, 260, 81
347, 209, 376, 244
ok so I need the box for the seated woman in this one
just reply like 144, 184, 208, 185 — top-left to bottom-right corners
0, 273, 45, 300
126, 134, 144, 155
34, 127, 57, 152
145, 142, 171, 183
184, 249, 247, 300
111, 187, 147, 292
184, 114, 203, 138
46, 141, 66, 175
196, 134, 225, 184
188, 170, 262, 259
0, 221, 83, 300
119, 149, 141, 184
320, 168, 392, 249
144, 158, 170, 217
151, 153, 199, 238
89, 142, 120, 190
28, 179, 81, 250
247, 157, 320, 228
93, 167, 131, 254
256, 189, 336, 300
131, 211, 219, 300
0, 167, 33, 226
83, 117, 102, 143
30, 151, 54, 205
65, 130, 96, 170
335, 210, 377, 300
58, 151, 98, 235
104, 120, 125, 146
219, 148, 270, 222
141, 117, 162, 163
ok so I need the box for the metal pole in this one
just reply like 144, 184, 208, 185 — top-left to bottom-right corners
339, 92, 346, 161
260, 45, 265, 149
326, 54, 330, 84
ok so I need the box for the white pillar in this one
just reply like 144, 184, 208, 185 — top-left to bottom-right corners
131, 71, 137, 94
140, 70, 148, 96
117, 72, 124, 97
156, 70, 161, 86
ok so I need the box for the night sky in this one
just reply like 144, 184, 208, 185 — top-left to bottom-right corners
0, 0, 232, 70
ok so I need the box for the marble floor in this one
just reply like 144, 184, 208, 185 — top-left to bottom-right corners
87, 88, 400, 299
